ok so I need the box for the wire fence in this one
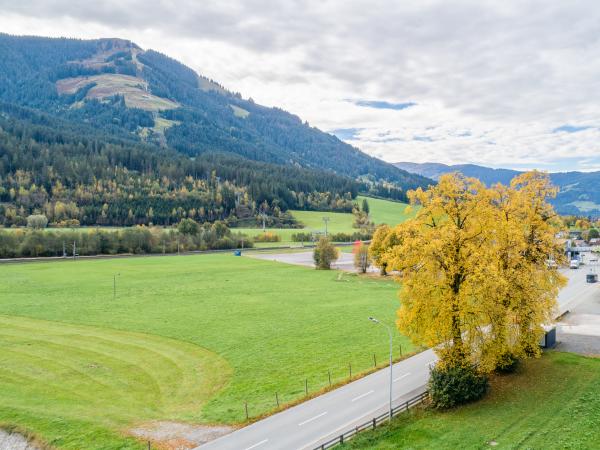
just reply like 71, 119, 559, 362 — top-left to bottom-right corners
242, 347, 409, 421
313, 390, 429, 449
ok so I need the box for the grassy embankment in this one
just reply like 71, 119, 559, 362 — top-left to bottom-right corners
0, 253, 411, 449
343, 351, 600, 449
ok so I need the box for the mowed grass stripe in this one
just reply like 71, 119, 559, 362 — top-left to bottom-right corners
0, 317, 216, 399
0, 315, 232, 449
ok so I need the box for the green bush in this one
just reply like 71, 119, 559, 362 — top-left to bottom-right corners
429, 364, 488, 409
291, 232, 313, 242
329, 231, 372, 242
313, 237, 339, 269
253, 232, 281, 242
495, 351, 520, 374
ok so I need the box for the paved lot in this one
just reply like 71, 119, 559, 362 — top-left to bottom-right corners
247, 250, 378, 273
196, 350, 437, 450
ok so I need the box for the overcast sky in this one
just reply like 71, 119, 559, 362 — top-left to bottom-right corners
1, 0, 599, 172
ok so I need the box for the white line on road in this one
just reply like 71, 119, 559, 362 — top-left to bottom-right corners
351, 390, 374, 402
393, 373, 410, 382
298, 411, 327, 426
244, 439, 269, 450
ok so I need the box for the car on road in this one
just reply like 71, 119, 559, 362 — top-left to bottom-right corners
570, 259, 580, 269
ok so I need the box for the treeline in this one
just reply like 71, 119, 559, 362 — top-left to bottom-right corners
0, 223, 251, 259
0, 34, 427, 227
291, 231, 372, 243
0, 107, 364, 227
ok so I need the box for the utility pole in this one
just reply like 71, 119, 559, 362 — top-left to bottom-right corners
62, 241, 66, 258
113, 273, 120, 299
72, 241, 76, 260
322, 217, 330, 236
369, 316, 393, 421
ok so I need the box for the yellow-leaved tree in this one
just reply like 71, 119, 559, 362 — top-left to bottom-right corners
379, 171, 565, 373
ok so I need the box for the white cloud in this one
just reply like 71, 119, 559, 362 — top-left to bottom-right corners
1, 0, 600, 171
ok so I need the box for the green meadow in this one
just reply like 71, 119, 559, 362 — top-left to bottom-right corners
344, 352, 600, 449
0, 253, 411, 449
238, 196, 414, 245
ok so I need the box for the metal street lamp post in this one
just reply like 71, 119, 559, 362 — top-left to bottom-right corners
369, 316, 393, 420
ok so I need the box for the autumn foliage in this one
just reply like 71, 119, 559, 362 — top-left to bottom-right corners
373, 171, 566, 373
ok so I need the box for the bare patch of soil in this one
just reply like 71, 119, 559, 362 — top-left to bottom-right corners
129, 422, 234, 450
0, 430, 41, 450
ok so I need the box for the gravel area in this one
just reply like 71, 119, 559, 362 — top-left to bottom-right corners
0, 430, 39, 450
130, 422, 234, 449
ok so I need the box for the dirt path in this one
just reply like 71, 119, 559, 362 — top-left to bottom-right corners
130, 422, 234, 449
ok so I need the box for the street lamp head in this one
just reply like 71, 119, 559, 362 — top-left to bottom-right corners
368, 316, 379, 323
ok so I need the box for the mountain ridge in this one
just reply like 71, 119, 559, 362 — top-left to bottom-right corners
0, 33, 429, 188
0, 33, 432, 227
395, 162, 600, 216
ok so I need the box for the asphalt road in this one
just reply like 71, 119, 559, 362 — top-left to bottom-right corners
196, 350, 437, 450
196, 265, 597, 450
556, 266, 600, 354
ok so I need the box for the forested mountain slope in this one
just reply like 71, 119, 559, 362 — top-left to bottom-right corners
0, 34, 431, 227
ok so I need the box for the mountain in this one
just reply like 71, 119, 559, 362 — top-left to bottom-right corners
0, 34, 431, 227
395, 162, 600, 216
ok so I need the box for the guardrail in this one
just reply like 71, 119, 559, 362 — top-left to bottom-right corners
314, 390, 429, 449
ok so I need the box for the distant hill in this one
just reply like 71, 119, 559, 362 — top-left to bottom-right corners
395, 162, 600, 216
0, 34, 428, 188
0, 34, 431, 227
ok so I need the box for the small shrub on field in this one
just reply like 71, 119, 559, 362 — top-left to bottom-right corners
291, 232, 313, 242
53, 219, 80, 228
353, 242, 370, 273
329, 231, 372, 242
313, 237, 339, 269
253, 232, 281, 242
429, 364, 488, 409
495, 351, 520, 374
177, 218, 200, 235
26, 214, 48, 229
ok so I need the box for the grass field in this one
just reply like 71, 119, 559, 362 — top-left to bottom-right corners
343, 351, 600, 449
238, 196, 413, 246
358, 196, 414, 226
0, 254, 411, 449
1, 197, 413, 250
56, 74, 179, 111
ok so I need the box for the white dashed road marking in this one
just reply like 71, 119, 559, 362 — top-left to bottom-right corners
298, 411, 328, 426
351, 390, 374, 402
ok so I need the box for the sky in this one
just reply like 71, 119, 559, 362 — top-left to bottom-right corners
1, 0, 600, 172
